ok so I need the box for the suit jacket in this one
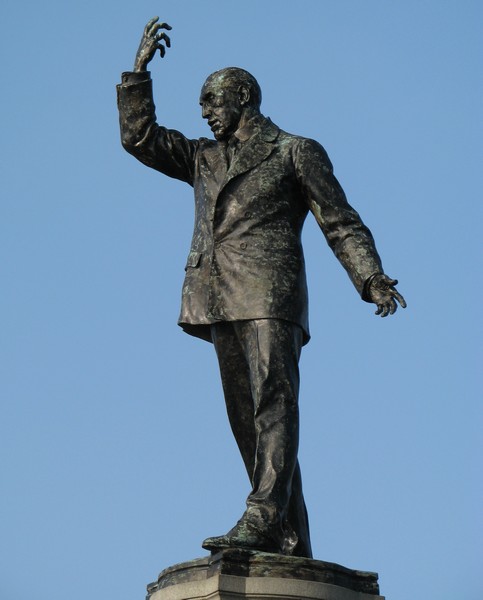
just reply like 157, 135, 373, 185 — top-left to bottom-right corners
117, 72, 383, 344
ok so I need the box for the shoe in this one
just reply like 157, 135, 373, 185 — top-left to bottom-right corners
202, 513, 282, 554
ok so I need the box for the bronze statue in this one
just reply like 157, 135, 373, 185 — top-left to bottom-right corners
117, 17, 406, 559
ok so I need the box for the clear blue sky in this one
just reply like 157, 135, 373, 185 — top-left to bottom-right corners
1, 2, 481, 599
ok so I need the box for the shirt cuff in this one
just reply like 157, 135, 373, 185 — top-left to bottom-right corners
120, 71, 151, 85
362, 272, 381, 302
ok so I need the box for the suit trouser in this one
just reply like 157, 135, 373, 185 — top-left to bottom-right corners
211, 319, 312, 558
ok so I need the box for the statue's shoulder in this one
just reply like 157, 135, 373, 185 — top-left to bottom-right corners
275, 127, 319, 147
195, 137, 221, 160
274, 127, 334, 171
198, 137, 217, 150
267, 121, 314, 147
259, 118, 311, 150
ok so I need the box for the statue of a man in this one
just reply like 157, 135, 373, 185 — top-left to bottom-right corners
117, 18, 406, 559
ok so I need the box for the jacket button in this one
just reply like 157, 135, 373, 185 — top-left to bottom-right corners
240, 242, 247, 250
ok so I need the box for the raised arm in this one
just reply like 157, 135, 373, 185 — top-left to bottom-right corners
117, 18, 198, 185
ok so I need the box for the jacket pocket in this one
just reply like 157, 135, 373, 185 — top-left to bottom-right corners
184, 251, 202, 270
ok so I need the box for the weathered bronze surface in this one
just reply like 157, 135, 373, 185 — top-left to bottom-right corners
146, 548, 381, 597
117, 17, 406, 560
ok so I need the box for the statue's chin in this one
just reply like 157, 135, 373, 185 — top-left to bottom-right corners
211, 125, 232, 142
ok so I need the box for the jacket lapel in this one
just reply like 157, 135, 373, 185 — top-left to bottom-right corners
199, 142, 228, 202
220, 118, 279, 192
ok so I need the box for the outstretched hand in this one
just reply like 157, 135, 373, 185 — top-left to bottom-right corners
134, 17, 172, 72
368, 274, 407, 317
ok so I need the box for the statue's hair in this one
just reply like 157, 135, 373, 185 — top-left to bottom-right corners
205, 67, 262, 109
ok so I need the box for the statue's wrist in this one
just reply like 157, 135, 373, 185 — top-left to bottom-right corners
362, 272, 382, 302
133, 62, 147, 73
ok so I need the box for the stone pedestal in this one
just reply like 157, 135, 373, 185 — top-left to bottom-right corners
146, 549, 384, 600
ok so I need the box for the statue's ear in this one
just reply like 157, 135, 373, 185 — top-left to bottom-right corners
238, 85, 250, 106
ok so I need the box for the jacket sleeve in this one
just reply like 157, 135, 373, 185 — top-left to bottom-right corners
116, 71, 198, 186
294, 137, 383, 300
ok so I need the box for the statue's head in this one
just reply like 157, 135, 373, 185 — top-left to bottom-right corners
199, 67, 262, 141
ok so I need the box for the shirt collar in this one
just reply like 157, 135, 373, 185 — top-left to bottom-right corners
233, 114, 264, 143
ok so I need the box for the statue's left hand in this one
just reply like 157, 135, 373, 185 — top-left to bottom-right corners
368, 274, 407, 317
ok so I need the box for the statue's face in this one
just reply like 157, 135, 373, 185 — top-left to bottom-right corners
200, 76, 242, 141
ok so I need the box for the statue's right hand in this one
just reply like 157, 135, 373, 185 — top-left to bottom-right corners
134, 17, 172, 72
